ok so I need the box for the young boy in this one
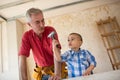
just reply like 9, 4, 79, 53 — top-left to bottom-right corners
52, 33, 97, 78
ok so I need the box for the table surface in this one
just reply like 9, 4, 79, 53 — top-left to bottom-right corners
63, 70, 120, 80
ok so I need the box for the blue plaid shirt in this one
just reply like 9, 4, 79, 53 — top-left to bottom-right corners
61, 49, 96, 78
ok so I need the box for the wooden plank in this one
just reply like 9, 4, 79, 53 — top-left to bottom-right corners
97, 16, 120, 70
107, 45, 120, 50
113, 62, 120, 66
101, 30, 120, 37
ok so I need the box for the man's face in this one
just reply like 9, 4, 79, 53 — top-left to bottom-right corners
28, 13, 45, 35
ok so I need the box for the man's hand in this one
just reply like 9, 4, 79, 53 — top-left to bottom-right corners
52, 39, 59, 49
48, 75, 61, 80
19, 55, 28, 80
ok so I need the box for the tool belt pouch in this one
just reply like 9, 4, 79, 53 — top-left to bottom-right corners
32, 65, 42, 80
32, 64, 54, 80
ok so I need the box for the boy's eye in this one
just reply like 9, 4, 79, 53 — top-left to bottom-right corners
68, 38, 74, 42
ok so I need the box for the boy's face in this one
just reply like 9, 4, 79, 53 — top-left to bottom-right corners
68, 34, 82, 50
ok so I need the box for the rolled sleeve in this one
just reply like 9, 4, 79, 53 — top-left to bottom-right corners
18, 32, 31, 57
86, 50, 97, 67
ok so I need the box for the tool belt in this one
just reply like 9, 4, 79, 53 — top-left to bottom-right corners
32, 64, 54, 80
32, 62, 68, 80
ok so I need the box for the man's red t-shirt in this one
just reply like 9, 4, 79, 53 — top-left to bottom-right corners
18, 26, 60, 67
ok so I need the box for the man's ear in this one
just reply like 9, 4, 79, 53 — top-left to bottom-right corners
27, 22, 31, 27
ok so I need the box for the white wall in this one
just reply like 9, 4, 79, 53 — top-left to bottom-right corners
24, 1, 120, 80
0, 20, 3, 73
0, 20, 9, 76
0, 20, 24, 80
15, 1, 120, 80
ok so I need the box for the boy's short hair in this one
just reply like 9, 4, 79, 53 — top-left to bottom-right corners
69, 33, 83, 41
26, 8, 43, 22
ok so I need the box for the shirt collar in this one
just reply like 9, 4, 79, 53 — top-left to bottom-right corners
70, 48, 81, 55
32, 30, 43, 38
31, 30, 36, 37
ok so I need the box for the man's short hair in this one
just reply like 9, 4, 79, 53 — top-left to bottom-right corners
26, 8, 43, 22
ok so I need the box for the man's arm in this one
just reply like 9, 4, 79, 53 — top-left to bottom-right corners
19, 55, 28, 80
48, 43, 62, 80
54, 57, 61, 78
52, 39, 62, 79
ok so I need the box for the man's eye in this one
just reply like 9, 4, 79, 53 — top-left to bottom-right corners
36, 21, 40, 24
68, 39, 70, 42
41, 19, 44, 23
71, 39, 74, 41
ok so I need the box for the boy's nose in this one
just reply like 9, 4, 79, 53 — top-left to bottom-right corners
68, 43, 72, 46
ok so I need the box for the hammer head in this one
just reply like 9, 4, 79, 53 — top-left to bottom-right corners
48, 31, 55, 39
48, 31, 61, 48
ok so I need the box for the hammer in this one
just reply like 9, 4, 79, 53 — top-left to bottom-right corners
48, 31, 60, 48
48, 31, 56, 39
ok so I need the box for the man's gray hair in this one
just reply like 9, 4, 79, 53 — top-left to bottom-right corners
26, 8, 43, 22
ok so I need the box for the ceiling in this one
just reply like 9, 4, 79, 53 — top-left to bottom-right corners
0, 0, 119, 22
0, 0, 85, 9
0, 0, 91, 20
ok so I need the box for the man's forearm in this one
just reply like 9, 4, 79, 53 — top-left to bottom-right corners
53, 48, 61, 62
54, 57, 61, 78
20, 66, 28, 80
19, 56, 28, 80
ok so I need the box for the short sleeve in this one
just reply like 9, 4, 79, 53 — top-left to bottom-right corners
18, 32, 31, 57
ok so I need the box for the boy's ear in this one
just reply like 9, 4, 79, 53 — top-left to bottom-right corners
81, 41, 83, 44
80, 40, 83, 43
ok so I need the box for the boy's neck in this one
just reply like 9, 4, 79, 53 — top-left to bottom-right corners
72, 48, 80, 52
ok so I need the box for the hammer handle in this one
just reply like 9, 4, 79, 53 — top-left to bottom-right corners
56, 44, 61, 48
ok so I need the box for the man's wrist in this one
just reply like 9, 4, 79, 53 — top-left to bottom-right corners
55, 74, 61, 79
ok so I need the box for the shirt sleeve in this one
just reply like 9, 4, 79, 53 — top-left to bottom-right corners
86, 50, 97, 67
18, 32, 31, 57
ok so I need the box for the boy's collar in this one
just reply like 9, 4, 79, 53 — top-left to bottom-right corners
70, 48, 81, 54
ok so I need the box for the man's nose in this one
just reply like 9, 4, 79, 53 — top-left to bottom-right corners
39, 22, 44, 26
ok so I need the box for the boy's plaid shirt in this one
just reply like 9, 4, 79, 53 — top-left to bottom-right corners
61, 49, 96, 78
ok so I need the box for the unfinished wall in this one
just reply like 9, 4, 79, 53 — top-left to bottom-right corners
45, 2, 120, 73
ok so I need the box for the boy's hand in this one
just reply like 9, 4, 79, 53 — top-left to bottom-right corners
82, 69, 91, 76
82, 65, 94, 76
